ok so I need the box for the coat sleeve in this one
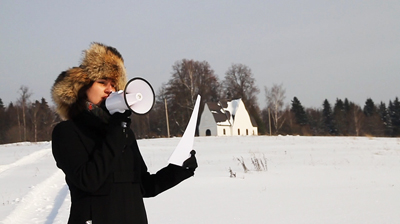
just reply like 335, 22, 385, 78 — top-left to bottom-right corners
52, 121, 125, 193
141, 164, 194, 198
136, 147, 194, 198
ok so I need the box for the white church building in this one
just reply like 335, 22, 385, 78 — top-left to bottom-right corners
198, 98, 258, 136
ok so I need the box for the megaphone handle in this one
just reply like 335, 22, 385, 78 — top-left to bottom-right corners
109, 108, 127, 115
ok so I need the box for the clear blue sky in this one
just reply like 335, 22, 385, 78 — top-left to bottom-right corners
1, 1, 399, 109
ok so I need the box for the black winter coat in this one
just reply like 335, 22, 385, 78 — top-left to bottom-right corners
52, 111, 193, 223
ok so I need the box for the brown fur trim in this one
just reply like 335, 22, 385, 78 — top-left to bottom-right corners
51, 43, 127, 120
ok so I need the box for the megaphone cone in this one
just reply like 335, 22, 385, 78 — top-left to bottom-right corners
105, 77, 155, 115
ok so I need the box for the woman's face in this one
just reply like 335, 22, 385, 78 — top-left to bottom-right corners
86, 79, 116, 105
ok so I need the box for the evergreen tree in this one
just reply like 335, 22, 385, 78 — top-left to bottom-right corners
322, 99, 337, 135
4, 102, 20, 143
344, 98, 351, 113
333, 98, 346, 135
306, 108, 324, 135
389, 97, 400, 136
343, 98, 355, 135
363, 98, 376, 116
0, 99, 5, 143
378, 102, 392, 136
363, 98, 386, 136
290, 97, 308, 126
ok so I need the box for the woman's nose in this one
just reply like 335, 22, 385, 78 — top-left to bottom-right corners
105, 84, 114, 94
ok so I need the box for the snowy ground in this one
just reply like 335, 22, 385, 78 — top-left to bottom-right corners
0, 136, 399, 224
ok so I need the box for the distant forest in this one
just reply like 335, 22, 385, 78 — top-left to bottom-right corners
1, 59, 399, 144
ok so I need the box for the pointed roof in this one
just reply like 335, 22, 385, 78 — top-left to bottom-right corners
205, 98, 258, 127
206, 102, 231, 123
206, 98, 242, 125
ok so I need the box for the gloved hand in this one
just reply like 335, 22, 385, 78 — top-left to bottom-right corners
109, 110, 132, 131
107, 110, 132, 150
182, 150, 198, 171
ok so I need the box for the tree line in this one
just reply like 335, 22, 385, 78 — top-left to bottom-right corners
1, 59, 399, 144
0, 86, 59, 144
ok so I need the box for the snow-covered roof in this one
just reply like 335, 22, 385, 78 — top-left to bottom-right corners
226, 99, 241, 116
205, 98, 258, 127
206, 98, 242, 126
206, 101, 231, 124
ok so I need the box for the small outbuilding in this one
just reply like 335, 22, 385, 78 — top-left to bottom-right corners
198, 98, 258, 136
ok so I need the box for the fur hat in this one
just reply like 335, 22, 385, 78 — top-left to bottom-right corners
51, 42, 127, 120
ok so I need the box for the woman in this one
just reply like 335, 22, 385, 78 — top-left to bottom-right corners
51, 42, 197, 223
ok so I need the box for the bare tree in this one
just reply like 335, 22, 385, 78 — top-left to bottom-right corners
39, 98, 59, 141
350, 104, 365, 136
265, 83, 286, 134
164, 59, 220, 135
222, 63, 265, 134
17, 86, 32, 141
31, 100, 41, 142
222, 63, 259, 106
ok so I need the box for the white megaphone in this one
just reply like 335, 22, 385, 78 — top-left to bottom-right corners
105, 77, 155, 115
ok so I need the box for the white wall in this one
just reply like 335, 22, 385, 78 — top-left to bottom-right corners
199, 100, 258, 136
198, 104, 218, 136
231, 100, 258, 136
217, 125, 231, 136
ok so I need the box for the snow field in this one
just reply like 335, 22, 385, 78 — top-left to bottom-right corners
0, 136, 399, 224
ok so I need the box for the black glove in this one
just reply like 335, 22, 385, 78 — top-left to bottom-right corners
109, 110, 132, 130
107, 110, 132, 149
182, 150, 198, 171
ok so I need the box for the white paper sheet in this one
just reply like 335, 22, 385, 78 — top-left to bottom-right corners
168, 95, 201, 166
